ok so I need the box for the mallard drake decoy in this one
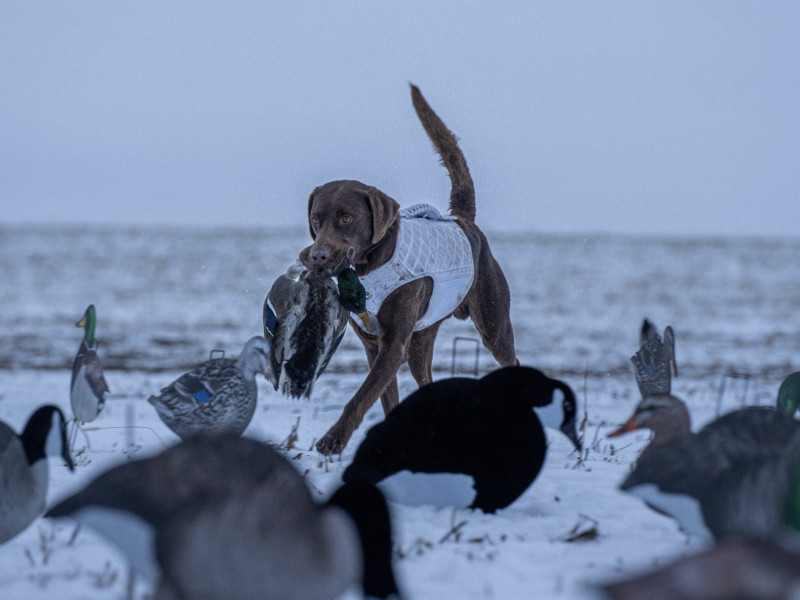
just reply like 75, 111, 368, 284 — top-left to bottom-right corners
45, 435, 400, 600
777, 372, 800, 417
343, 366, 581, 513
71, 305, 109, 445
610, 396, 800, 540
263, 259, 351, 399
147, 337, 275, 441
1, 406, 74, 543
632, 319, 677, 398
602, 538, 800, 600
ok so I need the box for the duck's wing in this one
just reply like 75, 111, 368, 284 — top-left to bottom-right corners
631, 330, 672, 397
82, 347, 109, 400
160, 360, 238, 405
316, 293, 349, 379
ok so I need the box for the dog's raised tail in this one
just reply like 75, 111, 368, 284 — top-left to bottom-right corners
410, 84, 476, 222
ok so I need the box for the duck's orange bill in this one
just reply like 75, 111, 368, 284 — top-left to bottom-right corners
608, 418, 638, 438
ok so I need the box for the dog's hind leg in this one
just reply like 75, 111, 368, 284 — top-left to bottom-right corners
407, 322, 442, 387
466, 255, 517, 368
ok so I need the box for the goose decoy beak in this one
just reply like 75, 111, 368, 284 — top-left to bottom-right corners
608, 417, 638, 438
562, 418, 582, 451
356, 310, 371, 332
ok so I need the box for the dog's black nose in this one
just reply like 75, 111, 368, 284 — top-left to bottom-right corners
310, 248, 330, 268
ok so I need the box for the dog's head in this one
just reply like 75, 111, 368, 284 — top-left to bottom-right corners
299, 180, 400, 272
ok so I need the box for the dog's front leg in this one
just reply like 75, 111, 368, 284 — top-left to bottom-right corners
316, 283, 424, 455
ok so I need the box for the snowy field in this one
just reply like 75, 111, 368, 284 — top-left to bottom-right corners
1, 224, 799, 599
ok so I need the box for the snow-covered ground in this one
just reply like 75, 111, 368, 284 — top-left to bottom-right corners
1, 225, 798, 599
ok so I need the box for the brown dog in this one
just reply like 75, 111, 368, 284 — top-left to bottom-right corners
300, 85, 517, 455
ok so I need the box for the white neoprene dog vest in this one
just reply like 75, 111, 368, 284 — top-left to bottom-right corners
353, 205, 475, 333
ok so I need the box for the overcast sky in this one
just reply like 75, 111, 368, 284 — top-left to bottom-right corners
1, 1, 798, 236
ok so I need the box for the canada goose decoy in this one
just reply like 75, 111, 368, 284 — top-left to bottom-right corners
70, 304, 109, 447
602, 538, 800, 600
777, 372, 800, 417
609, 397, 800, 541
147, 337, 275, 441
343, 366, 581, 513
632, 319, 677, 399
1, 406, 74, 543
263, 257, 353, 399
45, 435, 400, 600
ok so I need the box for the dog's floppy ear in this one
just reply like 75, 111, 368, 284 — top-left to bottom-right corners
307, 187, 320, 240
366, 187, 399, 245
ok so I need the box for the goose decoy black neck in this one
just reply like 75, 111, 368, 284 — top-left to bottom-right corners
480, 366, 581, 451
327, 481, 399, 600
19, 406, 74, 470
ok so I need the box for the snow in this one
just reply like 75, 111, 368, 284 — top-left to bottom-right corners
1, 224, 799, 599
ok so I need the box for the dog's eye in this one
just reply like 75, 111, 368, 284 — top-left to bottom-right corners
341, 214, 353, 224
311, 217, 319, 226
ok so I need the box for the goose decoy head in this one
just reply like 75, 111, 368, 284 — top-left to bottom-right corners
608, 395, 691, 448
21, 406, 74, 471
76, 304, 96, 347
236, 336, 277, 387
327, 481, 400, 600
482, 366, 582, 451
777, 372, 800, 417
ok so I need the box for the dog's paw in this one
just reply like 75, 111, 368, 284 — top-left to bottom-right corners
316, 428, 350, 455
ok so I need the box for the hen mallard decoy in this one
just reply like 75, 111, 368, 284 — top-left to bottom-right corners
147, 336, 275, 441
631, 319, 677, 398
71, 305, 109, 446
46, 435, 400, 600
264, 255, 359, 399
610, 396, 800, 541
602, 538, 800, 600
1, 406, 74, 543
344, 366, 581, 512
777, 371, 800, 417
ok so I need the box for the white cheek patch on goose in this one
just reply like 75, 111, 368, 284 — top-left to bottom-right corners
45, 411, 63, 458
377, 471, 476, 509
628, 484, 713, 541
533, 389, 564, 432
73, 506, 159, 585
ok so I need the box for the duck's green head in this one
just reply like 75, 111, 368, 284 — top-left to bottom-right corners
336, 268, 366, 314
76, 305, 96, 347
777, 372, 800, 416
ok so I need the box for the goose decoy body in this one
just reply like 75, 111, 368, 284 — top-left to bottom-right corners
632, 319, 677, 398
147, 336, 275, 441
610, 397, 800, 540
1, 406, 74, 543
71, 305, 109, 425
602, 538, 800, 600
263, 259, 351, 399
45, 435, 400, 600
343, 366, 582, 513
777, 371, 800, 417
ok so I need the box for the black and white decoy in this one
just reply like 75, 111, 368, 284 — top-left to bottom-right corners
148, 336, 275, 441
610, 397, 800, 541
1, 406, 74, 543
71, 304, 109, 447
343, 366, 582, 513
263, 257, 354, 399
46, 435, 400, 600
